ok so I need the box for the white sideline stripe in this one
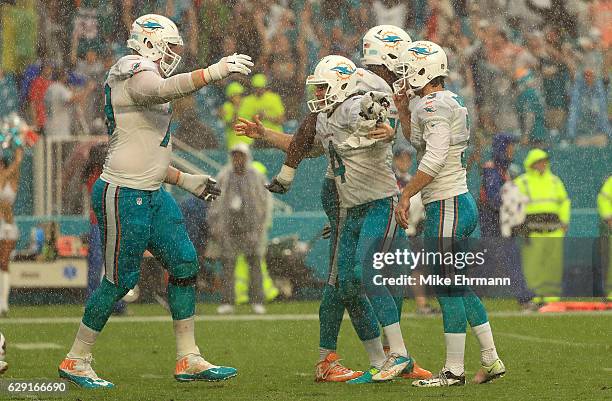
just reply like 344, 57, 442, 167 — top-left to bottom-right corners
1, 310, 610, 325
497, 332, 607, 348
13, 342, 62, 350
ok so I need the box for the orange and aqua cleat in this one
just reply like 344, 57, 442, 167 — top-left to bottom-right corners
315, 352, 363, 382
174, 353, 237, 382
401, 361, 433, 380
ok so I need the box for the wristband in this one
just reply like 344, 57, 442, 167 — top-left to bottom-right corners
277, 165, 296, 184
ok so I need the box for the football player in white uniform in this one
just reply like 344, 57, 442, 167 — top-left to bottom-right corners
393, 41, 506, 387
58, 14, 253, 388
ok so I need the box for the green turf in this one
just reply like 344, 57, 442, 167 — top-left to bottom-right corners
1, 301, 610, 401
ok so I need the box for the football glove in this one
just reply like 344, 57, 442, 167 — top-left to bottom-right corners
177, 172, 221, 201
266, 165, 295, 194
266, 176, 291, 194
359, 91, 391, 124
203, 53, 253, 82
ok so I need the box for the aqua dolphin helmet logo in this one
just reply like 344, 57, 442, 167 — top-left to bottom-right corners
374, 30, 404, 48
137, 19, 164, 32
408, 45, 439, 59
330, 64, 356, 80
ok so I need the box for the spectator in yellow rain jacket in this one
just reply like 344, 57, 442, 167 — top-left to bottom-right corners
220, 81, 250, 149
597, 176, 612, 298
515, 149, 570, 301
237, 74, 285, 146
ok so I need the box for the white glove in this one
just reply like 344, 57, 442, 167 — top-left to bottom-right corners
203, 53, 254, 82
359, 91, 391, 123
177, 172, 221, 201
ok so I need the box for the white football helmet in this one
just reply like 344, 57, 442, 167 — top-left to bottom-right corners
361, 25, 412, 72
127, 14, 184, 77
306, 55, 359, 113
393, 40, 448, 93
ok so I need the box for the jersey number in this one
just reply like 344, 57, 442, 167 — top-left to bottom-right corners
328, 142, 346, 183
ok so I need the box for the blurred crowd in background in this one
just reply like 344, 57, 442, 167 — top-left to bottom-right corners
0, 0, 611, 151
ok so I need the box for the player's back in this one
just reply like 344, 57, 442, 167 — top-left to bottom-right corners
101, 55, 173, 191
410, 90, 469, 204
316, 95, 399, 208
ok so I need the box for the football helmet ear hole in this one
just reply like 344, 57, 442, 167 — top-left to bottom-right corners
388, 54, 397, 59
418, 68, 426, 75
341, 83, 348, 90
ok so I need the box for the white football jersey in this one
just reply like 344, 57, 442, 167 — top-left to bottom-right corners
100, 55, 173, 190
411, 90, 470, 204
315, 95, 399, 208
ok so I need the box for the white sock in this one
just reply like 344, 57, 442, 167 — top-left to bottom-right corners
174, 317, 200, 359
444, 333, 466, 376
319, 348, 334, 362
0, 271, 9, 312
362, 337, 386, 369
471, 322, 499, 365
381, 333, 389, 349
68, 322, 99, 358
382, 322, 408, 357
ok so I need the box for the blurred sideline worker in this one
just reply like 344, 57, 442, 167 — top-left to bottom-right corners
58, 13, 253, 388
233, 160, 278, 305
238, 73, 285, 146
0, 130, 24, 317
479, 133, 536, 310
208, 143, 271, 315
514, 149, 570, 301
597, 176, 612, 298
220, 81, 250, 149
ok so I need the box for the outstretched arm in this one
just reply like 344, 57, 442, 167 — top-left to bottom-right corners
127, 54, 253, 105
234, 115, 294, 151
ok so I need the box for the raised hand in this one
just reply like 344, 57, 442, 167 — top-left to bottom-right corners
234, 115, 265, 139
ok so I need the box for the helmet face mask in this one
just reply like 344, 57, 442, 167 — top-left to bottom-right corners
306, 55, 358, 113
127, 14, 184, 77
393, 41, 448, 93
361, 25, 412, 73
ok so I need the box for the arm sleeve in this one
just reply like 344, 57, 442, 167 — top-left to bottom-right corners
125, 70, 197, 105
284, 112, 318, 168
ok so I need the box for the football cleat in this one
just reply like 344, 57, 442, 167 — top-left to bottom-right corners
315, 352, 362, 382
174, 354, 237, 382
401, 361, 433, 380
372, 353, 412, 382
58, 354, 114, 388
0, 361, 7, 374
412, 368, 465, 387
217, 304, 234, 314
251, 304, 266, 315
473, 358, 506, 384
346, 367, 383, 384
